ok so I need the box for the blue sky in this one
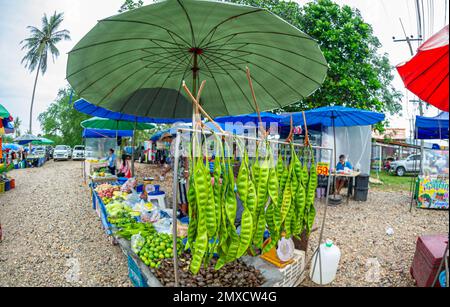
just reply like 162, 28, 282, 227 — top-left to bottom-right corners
0, 0, 447, 135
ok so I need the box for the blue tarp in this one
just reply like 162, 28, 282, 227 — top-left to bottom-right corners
415, 112, 449, 140
214, 112, 284, 125
2, 143, 21, 151
280, 106, 385, 127
74, 99, 191, 124
82, 128, 134, 139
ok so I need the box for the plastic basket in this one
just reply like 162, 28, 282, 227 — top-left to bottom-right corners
10, 178, 15, 189
273, 250, 306, 287
0, 181, 4, 193
127, 255, 149, 288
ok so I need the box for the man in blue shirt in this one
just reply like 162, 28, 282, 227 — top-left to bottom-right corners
336, 154, 352, 194
107, 148, 116, 175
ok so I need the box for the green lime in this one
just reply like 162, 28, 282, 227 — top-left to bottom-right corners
159, 254, 164, 259
166, 248, 173, 253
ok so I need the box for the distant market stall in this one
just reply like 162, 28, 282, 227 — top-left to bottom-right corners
413, 112, 449, 210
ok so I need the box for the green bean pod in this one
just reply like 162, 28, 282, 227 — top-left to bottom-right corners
280, 167, 293, 223
237, 208, 254, 257
262, 232, 279, 254
190, 218, 208, 274
252, 212, 266, 248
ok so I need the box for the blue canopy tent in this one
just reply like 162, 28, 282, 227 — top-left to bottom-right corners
74, 99, 191, 124
2, 143, 21, 151
214, 112, 284, 125
82, 128, 134, 138
415, 112, 449, 140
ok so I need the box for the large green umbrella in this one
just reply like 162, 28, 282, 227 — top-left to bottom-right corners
81, 117, 155, 130
67, 0, 327, 119
31, 137, 55, 145
0, 104, 10, 119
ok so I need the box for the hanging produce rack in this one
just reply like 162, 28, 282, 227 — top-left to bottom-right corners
170, 127, 334, 287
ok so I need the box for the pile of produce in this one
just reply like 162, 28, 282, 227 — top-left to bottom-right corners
95, 183, 121, 203
152, 253, 265, 287
186, 134, 317, 274
137, 233, 183, 268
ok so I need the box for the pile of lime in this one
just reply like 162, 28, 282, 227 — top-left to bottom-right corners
138, 233, 183, 268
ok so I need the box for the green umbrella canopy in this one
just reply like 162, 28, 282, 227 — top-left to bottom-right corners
32, 137, 55, 145
81, 117, 156, 130
0, 104, 10, 118
67, 0, 327, 119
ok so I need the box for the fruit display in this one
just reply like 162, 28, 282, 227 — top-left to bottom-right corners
185, 134, 318, 274
95, 183, 120, 201
138, 233, 183, 268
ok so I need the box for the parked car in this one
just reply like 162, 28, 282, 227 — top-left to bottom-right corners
53, 145, 71, 161
389, 154, 421, 176
34, 146, 46, 156
72, 145, 85, 160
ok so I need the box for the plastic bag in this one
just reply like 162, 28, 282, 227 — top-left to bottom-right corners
131, 233, 145, 254
153, 218, 172, 234
121, 178, 137, 193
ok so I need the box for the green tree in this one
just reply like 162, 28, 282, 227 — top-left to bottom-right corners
20, 12, 71, 134
228, 0, 402, 118
38, 87, 90, 147
13, 117, 22, 138
119, 0, 145, 12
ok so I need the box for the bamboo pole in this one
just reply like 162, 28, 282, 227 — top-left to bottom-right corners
245, 67, 267, 138
182, 81, 226, 134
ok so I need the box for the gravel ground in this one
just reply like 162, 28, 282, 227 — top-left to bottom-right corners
135, 163, 449, 287
1, 161, 448, 287
0, 160, 131, 287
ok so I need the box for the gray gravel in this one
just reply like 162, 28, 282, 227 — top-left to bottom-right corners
0, 160, 131, 287
303, 190, 449, 287
1, 161, 447, 287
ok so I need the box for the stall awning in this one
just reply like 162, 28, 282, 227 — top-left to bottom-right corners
415, 112, 449, 140
82, 128, 134, 139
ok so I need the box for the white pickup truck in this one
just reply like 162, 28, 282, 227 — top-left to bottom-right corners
53, 145, 72, 161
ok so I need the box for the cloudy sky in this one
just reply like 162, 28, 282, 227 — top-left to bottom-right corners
0, 0, 447, 135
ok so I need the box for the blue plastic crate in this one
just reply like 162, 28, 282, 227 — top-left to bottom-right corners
127, 255, 148, 288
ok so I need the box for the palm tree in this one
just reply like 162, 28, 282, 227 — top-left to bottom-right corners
13, 117, 22, 138
20, 12, 70, 134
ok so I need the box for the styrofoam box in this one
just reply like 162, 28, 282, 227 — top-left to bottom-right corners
273, 250, 306, 287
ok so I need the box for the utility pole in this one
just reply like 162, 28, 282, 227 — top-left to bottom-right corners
393, 18, 425, 174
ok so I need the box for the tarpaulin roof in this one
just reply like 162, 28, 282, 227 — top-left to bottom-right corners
415, 112, 449, 140
82, 128, 134, 138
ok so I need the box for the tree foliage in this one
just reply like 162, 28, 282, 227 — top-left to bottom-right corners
228, 0, 402, 117
38, 87, 90, 147
119, 0, 145, 12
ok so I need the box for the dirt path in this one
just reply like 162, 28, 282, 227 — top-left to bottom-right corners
0, 160, 130, 287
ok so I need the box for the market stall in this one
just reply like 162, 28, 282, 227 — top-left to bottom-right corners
82, 128, 133, 183
0, 104, 16, 194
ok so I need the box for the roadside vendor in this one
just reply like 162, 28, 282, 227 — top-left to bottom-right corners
117, 154, 132, 178
107, 148, 116, 175
335, 154, 353, 194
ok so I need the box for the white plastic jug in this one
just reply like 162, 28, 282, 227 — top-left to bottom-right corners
309, 239, 341, 285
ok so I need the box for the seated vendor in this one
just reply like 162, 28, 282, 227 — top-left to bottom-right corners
117, 154, 132, 178
335, 154, 352, 194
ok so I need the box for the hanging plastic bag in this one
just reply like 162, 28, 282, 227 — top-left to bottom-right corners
131, 233, 145, 254
153, 218, 172, 234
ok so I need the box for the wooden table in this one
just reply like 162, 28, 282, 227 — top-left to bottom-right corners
330, 171, 361, 204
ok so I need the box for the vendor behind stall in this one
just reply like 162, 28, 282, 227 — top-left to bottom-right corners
117, 154, 132, 178
335, 154, 353, 194
107, 148, 116, 175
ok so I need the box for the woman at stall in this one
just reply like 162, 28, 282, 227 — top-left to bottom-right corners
117, 154, 132, 178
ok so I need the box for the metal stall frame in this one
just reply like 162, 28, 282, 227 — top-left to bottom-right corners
171, 128, 334, 287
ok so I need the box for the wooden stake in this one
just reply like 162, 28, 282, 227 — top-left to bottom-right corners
302, 111, 310, 147
286, 115, 294, 143
182, 81, 226, 134
245, 66, 267, 139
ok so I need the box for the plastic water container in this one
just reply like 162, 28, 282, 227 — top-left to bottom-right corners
310, 239, 341, 285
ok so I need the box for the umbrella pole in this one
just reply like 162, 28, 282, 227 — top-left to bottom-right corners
131, 120, 137, 177
333, 116, 338, 198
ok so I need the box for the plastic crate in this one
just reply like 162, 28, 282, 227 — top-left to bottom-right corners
127, 255, 149, 288
273, 250, 306, 287
0, 181, 4, 193
9, 178, 15, 189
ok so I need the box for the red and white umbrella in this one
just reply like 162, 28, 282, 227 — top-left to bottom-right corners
397, 25, 449, 112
